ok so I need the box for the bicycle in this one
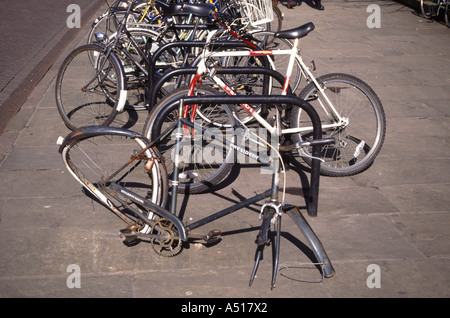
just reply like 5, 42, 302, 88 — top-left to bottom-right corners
56, 0, 217, 131
56, 0, 287, 131
421, 0, 450, 27
57, 92, 335, 289
144, 21, 386, 194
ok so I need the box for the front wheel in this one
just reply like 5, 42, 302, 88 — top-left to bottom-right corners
55, 44, 126, 131
291, 73, 386, 177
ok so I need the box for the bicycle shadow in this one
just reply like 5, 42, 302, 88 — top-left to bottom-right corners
175, 155, 322, 266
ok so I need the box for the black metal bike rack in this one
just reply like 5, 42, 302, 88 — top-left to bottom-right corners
144, 45, 335, 286
150, 66, 289, 110
174, 94, 321, 215
164, 94, 335, 287
147, 40, 273, 110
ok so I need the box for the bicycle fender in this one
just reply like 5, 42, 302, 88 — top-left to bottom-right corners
57, 126, 144, 153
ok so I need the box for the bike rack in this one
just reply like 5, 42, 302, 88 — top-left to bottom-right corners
174, 94, 320, 215
150, 66, 288, 111
144, 46, 334, 287
147, 40, 273, 110
160, 94, 335, 287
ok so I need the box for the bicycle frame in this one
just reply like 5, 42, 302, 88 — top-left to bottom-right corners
58, 91, 335, 288
190, 29, 348, 136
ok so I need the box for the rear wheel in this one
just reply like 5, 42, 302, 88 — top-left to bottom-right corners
144, 86, 236, 194
55, 44, 125, 130
421, 0, 439, 18
291, 73, 386, 177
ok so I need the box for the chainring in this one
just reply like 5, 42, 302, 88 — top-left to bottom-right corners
150, 218, 182, 257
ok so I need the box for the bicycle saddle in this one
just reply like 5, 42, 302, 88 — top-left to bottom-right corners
155, 1, 215, 18
274, 22, 315, 39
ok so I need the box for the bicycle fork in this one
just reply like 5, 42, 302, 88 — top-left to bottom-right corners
249, 168, 335, 289
249, 118, 335, 289
249, 159, 283, 289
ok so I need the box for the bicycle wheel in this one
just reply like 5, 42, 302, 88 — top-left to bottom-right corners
291, 73, 386, 177
144, 86, 236, 194
111, 28, 175, 110
270, 3, 283, 32
56, 44, 126, 131
87, 1, 162, 45
421, 0, 440, 18
60, 127, 167, 231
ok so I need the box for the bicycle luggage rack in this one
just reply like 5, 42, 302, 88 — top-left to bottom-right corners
161, 94, 335, 288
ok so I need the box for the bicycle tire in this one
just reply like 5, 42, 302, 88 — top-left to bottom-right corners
270, 3, 283, 32
60, 126, 168, 230
110, 28, 175, 111
55, 44, 126, 131
143, 86, 236, 194
291, 73, 386, 177
87, 1, 161, 45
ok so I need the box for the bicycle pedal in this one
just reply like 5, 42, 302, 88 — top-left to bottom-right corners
205, 229, 222, 242
118, 228, 138, 243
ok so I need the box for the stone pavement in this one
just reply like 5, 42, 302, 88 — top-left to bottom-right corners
0, 0, 106, 136
0, 1, 449, 299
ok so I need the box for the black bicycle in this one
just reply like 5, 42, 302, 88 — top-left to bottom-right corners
58, 93, 335, 289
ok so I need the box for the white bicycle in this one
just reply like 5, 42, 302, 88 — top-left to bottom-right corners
144, 20, 386, 193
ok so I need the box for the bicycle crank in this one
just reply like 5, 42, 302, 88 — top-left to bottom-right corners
150, 218, 183, 257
